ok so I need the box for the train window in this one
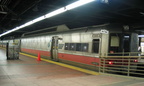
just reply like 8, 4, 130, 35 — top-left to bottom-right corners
70, 43, 76, 51
92, 39, 100, 53
81, 43, 89, 52
65, 43, 88, 52
76, 43, 81, 51
59, 44, 64, 49
110, 36, 119, 47
64, 43, 70, 50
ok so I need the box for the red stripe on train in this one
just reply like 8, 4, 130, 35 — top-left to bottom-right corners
21, 48, 50, 56
21, 48, 100, 65
58, 53, 99, 65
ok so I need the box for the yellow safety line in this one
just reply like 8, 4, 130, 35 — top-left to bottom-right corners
0, 47, 5, 49
20, 52, 100, 75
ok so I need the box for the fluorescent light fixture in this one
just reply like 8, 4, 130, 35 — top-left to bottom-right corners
138, 35, 144, 37
18, 24, 27, 29
45, 7, 67, 18
14, 27, 21, 30
24, 21, 34, 27
0, 0, 95, 37
66, 0, 95, 10
0, 30, 13, 36
33, 16, 45, 23
45, 0, 95, 18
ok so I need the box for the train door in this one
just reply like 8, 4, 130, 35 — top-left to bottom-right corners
92, 32, 109, 56
50, 36, 59, 61
123, 35, 130, 52
122, 33, 138, 53
92, 39, 100, 54
92, 33, 109, 71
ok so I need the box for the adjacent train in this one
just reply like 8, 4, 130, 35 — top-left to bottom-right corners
0, 24, 140, 71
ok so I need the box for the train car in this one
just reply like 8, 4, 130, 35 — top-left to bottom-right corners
20, 24, 139, 71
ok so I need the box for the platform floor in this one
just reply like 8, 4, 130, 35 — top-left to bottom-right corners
0, 49, 144, 86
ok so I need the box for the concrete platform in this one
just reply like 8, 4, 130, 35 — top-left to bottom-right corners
0, 49, 144, 86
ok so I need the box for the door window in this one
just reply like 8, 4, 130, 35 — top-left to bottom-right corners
93, 39, 100, 53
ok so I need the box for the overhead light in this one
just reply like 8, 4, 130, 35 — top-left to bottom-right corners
45, 0, 95, 18
45, 7, 67, 18
23, 21, 34, 27
138, 35, 144, 37
0, 0, 95, 37
66, 0, 95, 10
33, 16, 45, 23
12, 27, 21, 31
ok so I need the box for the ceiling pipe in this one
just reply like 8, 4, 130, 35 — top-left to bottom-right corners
0, 11, 7, 14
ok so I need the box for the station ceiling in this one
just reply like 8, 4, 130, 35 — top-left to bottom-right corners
0, 0, 144, 39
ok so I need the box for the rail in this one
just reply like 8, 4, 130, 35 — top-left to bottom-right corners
99, 52, 144, 77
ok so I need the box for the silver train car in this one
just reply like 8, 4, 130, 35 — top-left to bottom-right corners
1, 24, 140, 71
